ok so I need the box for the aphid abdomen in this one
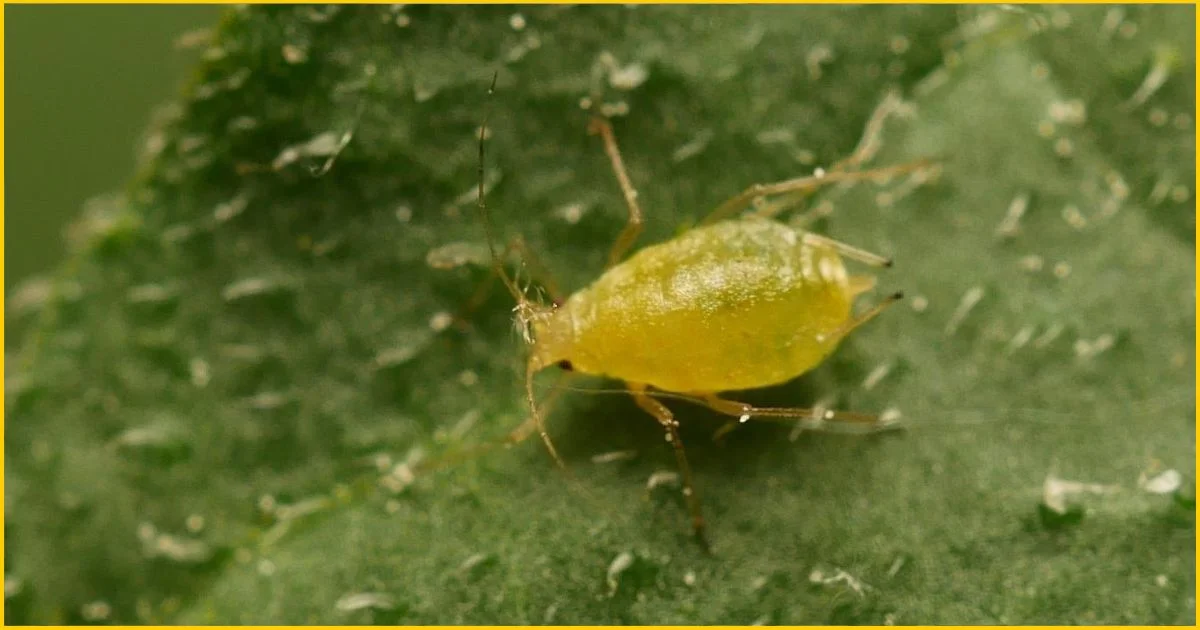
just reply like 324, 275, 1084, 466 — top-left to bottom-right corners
561, 219, 858, 393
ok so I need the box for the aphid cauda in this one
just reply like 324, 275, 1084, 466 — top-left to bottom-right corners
473, 75, 934, 549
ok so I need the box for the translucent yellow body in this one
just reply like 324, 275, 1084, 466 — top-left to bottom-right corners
531, 218, 870, 393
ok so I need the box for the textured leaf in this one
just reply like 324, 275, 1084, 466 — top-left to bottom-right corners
6, 5, 1194, 624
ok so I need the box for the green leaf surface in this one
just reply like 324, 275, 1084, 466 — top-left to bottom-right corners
6, 5, 1195, 624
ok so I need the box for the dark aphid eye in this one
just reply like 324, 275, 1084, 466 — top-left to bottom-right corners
556, 360, 574, 371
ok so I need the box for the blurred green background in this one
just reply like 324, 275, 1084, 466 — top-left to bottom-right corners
5, 5, 220, 319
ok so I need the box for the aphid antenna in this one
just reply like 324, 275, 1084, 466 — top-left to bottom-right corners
476, 71, 567, 471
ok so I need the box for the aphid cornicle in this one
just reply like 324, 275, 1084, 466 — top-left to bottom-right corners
473, 75, 932, 550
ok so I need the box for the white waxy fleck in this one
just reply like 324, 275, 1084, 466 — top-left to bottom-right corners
646, 470, 680, 490
995, 192, 1029, 238
1048, 99, 1087, 125
738, 413, 751, 423
1061, 204, 1087, 229
608, 62, 649, 91
809, 567, 870, 596
1037, 120, 1055, 138
672, 129, 714, 163
944, 286, 984, 336
1170, 185, 1190, 203
257, 558, 276, 576
426, 241, 491, 270
1032, 323, 1064, 349
509, 13, 526, 30
755, 128, 795, 145
274, 496, 332, 521
1140, 469, 1182, 495
190, 357, 211, 388
148, 533, 213, 563
1019, 254, 1044, 273
909, 295, 928, 312
1106, 171, 1131, 201
5, 575, 23, 599
1073, 333, 1114, 360
1042, 474, 1118, 514
886, 555, 907, 578
606, 551, 635, 595
1123, 46, 1175, 111
221, 276, 294, 302
1148, 108, 1169, 126
458, 370, 479, 387
805, 44, 834, 80
282, 43, 308, 64
1053, 137, 1074, 157
878, 408, 903, 427
336, 591, 397, 612
1006, 325, 1035, 355
185, 514, 205, 533
81, 600, 112, 622
1148, 176, 1174, 206
591, 450, 637, 464
554, 202, 590, 225
1101, 7, 1125, 38
861, 362, 893, 391
1031, 62, 1050, 80
1053, 261, 1072, 279
395, 205, 413, 223
1155, 575, 1169, 588
459, 552, 491, 573
889, 35, 910, 54
429, 311, 454, 332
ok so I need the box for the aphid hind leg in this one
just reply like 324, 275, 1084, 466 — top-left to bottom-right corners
700, 394, 902, 435
588, 116, 646, 267
628, 382, 711, 551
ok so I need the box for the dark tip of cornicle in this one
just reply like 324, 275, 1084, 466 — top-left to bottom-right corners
557, 360, 574, 371
883, 258, 895, 268
892, 291, 905, 300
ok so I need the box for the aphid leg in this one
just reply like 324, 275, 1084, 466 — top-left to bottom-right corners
802, 232, 894, 268
527, 361, 568, 470
701, 158, 935, 225
699, 394, 901, 434
830, 291, 904, 341
588, 116, 646, 267
454, 235, 565, 328
412, 372, 573, 475
628, 382, 711, 551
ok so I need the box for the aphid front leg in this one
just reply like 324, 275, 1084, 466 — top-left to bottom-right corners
413, 373, 573, 475
455, 235, 565, 327
628, 382, 710, 551
588, 116, 646, 267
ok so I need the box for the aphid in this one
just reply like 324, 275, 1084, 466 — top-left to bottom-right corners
472, 75, 931, 549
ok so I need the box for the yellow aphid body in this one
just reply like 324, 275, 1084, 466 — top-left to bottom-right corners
531, 218, 874, 393
468, 76, 930, 549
